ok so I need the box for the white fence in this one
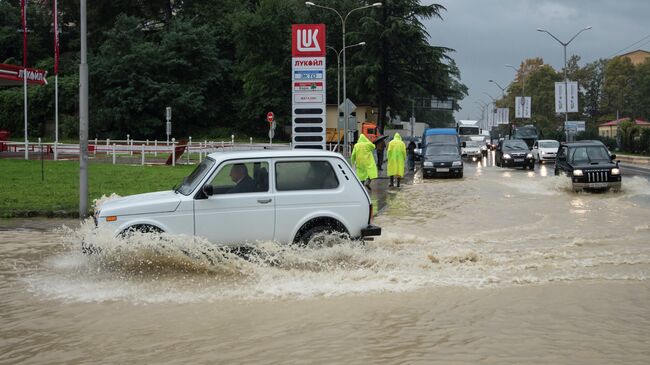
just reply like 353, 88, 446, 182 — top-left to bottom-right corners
2, 137, 291, 166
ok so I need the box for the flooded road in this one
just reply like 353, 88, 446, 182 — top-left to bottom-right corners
2, 158, 650, 364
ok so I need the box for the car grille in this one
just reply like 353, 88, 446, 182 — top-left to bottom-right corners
511, 153, 526, 158
586, 170, 609, 182
434, 162, 451, 167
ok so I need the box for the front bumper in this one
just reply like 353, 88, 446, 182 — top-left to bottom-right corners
572, 181, 621, 191
422, 166, 463, 176
361, 224, 382, 238
501, 157, 534, 167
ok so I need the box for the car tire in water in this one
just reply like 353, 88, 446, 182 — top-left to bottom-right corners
297, 226, 348, 247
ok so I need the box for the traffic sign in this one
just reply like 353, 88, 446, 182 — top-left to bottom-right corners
267, 111, 274, 123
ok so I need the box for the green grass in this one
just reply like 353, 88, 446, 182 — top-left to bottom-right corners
0, 159, 194, 218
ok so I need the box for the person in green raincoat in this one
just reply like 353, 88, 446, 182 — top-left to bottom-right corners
387, 133, 407, 187
351, 134, 378, 189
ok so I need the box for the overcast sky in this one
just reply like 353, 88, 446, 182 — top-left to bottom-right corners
421, 0, 650, 122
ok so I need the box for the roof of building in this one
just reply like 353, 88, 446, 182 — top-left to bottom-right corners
618, 49, 650, 58
599, 118, 650, 127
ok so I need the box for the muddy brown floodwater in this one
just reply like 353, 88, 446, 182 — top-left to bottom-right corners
1, 160, 649, 364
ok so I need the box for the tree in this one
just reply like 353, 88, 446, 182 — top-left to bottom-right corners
632, 58, 650, 121
89, 15, 227, 139
602, 56, 635, 118
351, 0, 466, 131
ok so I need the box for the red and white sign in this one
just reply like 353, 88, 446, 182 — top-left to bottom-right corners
266, 111, 274, 123
0, 64, 48, 86
292, 24, 326, 57
293, 81, 324, 91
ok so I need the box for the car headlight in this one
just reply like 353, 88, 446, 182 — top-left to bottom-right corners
573, 169, 584, 177
423, 161, 433, 167
526, 153, 533, 158
481, 145, 487, 150
503, 154, 511, 159
611, 168, 620, 175
452, 160, 462, 166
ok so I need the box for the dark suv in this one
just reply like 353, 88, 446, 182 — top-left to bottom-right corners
554, 141, 622, 192
495, 138, 534, 170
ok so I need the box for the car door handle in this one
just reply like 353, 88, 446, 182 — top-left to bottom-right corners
257, 198, 272, 204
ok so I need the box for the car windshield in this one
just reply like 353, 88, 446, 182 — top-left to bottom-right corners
539, 141, 559, 149
426, 134, 457, 144
426, 145, 459, 156
503, 141, 529, 150
514, 128, 538, 138
176, 157, 215, 195
570, 146, 611, 163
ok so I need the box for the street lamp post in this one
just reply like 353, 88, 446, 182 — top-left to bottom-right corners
488, 79, 506, 98
483, 92, 498, 130
505, 63, 525, 125
327, 42, 366, 148
306, 1, 382, 156
537, 26, 592, 128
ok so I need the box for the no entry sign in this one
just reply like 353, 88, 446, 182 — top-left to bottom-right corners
267, 112, 274, 123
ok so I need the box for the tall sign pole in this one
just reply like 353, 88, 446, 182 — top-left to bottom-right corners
166, 106, 172, 144
53, 0, 60, 159
291, 24, 326, 150
21, 0, 28, 160
79, 0, 89, 217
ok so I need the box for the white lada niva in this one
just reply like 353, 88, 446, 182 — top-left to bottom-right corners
90, 149, 381, 250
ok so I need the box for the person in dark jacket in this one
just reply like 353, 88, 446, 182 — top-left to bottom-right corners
375, 137, 387, 171
407, 140, 416, 171
228, 164, 257, 193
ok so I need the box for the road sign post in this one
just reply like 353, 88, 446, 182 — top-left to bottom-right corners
165, 106, 172, 144
267, 111, 275, 145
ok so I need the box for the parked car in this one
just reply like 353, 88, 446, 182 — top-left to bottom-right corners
554, 141, 622, 192
532, 139, 560, 164
421, 143, 463, 178
495, 138, 535, 170
90, 150, 381, 250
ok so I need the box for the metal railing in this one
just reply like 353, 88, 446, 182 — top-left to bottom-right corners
1, 137, 292, 166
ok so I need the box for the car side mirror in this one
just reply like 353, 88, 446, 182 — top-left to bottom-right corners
202, 184, 214, 196
610, 154, 617, 161
461, 142, 466, 148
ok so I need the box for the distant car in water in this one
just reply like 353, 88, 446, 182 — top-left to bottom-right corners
495, 138, 535, 170
421, 143, 463, 178
532, 139, 559, 164
461, 139, 483, 160
554, 141, 621, 192
88, 150, 381, 252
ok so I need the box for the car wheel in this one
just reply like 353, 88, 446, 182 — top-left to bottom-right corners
529, 164, 534, 171
554, 167, 560, 176
458, 171, 464, 178
297, 226, 348, 247
120, 224, 164, 237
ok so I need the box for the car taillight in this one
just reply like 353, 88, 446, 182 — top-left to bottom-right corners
369, 203, 373, 224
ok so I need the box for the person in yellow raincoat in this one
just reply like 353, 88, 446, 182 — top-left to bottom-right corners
387, 133, 407, 187
351, 134, 378, 189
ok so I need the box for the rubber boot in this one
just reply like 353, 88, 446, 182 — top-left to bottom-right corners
397, 177, 401, 188
389, 176, 394, 187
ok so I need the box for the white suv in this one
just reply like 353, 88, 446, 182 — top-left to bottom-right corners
93, 150, 381, 246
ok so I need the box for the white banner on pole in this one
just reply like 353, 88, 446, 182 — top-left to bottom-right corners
497, 108, 509, 124
555, 81, 579, 113
567, 81, 578, 112
515, 96, 531, 119
555, 82, 566, 113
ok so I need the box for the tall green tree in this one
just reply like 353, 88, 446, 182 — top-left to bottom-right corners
602, 56, 635, 118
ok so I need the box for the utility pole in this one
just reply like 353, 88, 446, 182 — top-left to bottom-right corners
79, 0, 89, 218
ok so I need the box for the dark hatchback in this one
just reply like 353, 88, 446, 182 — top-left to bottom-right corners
421, 143, 463, 178
554, 141, 622, 192
495, 138, 534, 170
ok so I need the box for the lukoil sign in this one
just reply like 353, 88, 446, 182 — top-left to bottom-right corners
292, 24, 326, 57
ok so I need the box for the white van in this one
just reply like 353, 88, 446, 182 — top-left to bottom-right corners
92, 150, 381, 248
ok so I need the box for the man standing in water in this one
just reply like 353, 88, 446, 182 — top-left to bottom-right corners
387, 133, 406, 187
351, 134, 378, 190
